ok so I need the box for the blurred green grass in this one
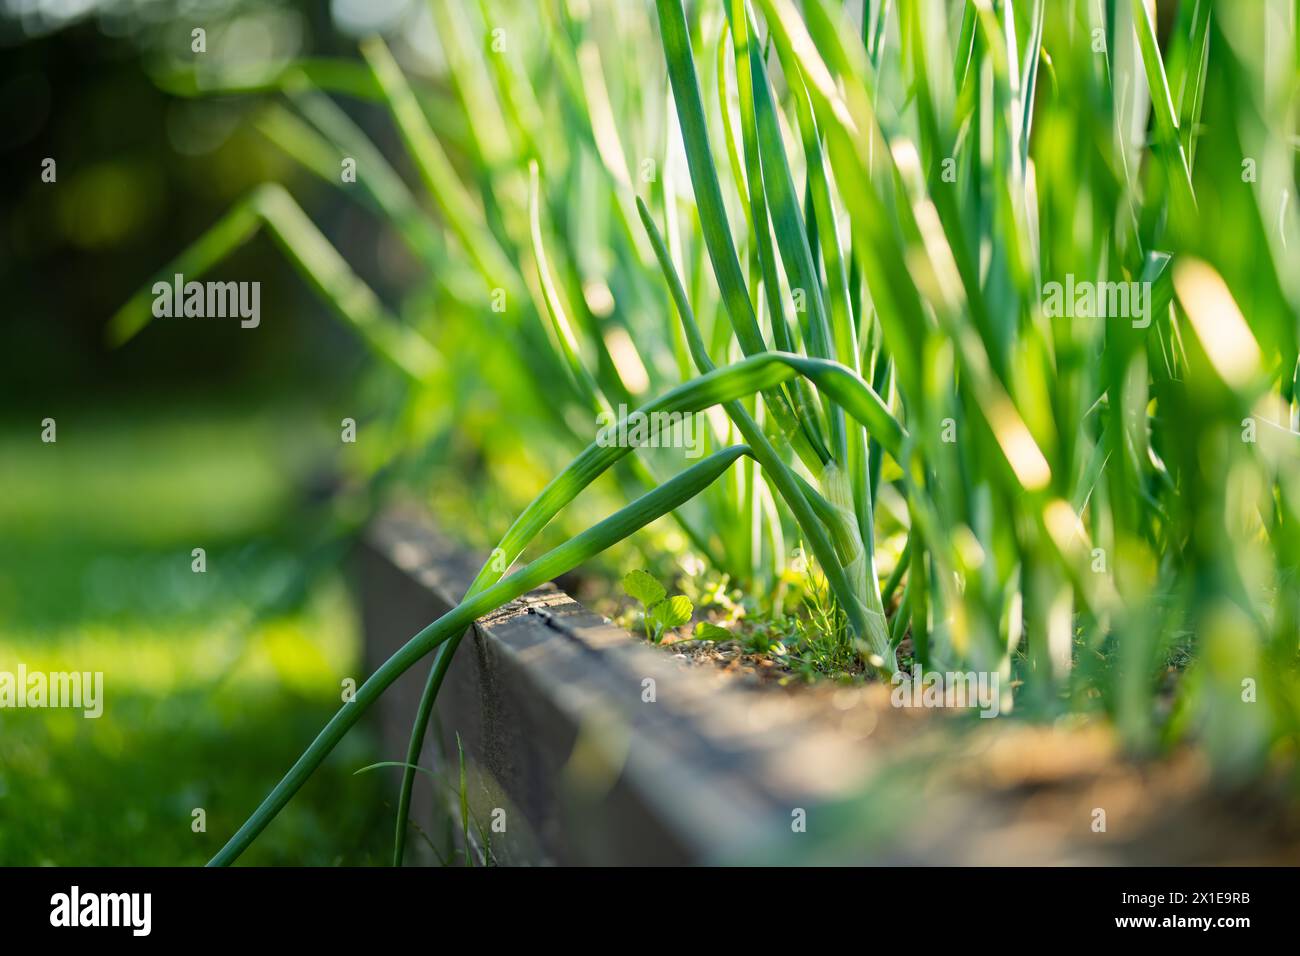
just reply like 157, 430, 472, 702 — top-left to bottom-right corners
0, 404, 390, 865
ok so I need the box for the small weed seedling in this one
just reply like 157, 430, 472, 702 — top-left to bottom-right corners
623, 570, 694, 644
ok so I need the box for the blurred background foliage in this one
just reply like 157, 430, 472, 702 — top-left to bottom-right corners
0, 0, 447, 865
0, 0, 670, 865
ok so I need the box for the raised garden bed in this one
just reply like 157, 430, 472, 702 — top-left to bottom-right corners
357, 508, 1300, 866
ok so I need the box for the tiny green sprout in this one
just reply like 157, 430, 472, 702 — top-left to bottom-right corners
622, 569, 665, 608
650, 595, 694, 637
694, 621, 731, 642
623, 570, 694, 643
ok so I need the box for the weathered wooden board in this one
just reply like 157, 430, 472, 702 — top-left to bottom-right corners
357, 509, 1300, 866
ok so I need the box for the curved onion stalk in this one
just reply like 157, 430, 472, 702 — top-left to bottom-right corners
389, 26, 922, 845
444, 352, 904, 604
391, 344, 906, 862
210, 445, 753, 866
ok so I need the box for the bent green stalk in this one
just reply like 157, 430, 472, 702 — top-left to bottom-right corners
391, 344, 907, 862
210, 445, 753, 867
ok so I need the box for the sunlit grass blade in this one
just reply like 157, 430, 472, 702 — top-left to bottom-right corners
735, 3, 843, 459
361, 37, 519, 298
1175, 0, 1212, 168
654, 0, 826, 473
752, 0, 929, 400
280, 84, 446, 263
1130, 0, 1197, 225
529, 161, 606, 409
724, 5, 831, 464
105, 183, 440, 381
152, 57, 384, 101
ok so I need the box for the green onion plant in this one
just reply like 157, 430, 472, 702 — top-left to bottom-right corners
110, 0, 1300, 865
